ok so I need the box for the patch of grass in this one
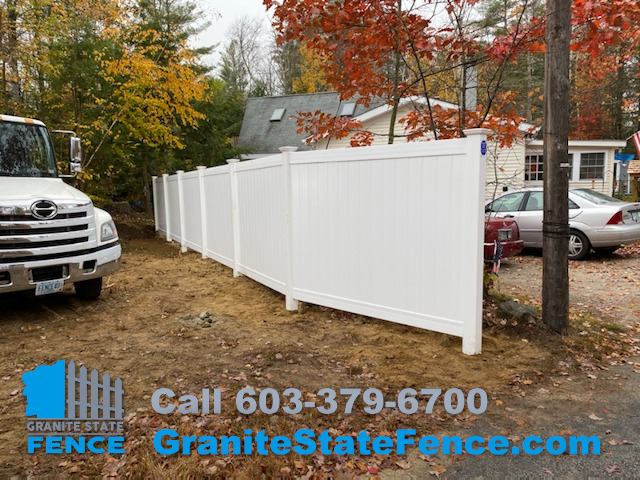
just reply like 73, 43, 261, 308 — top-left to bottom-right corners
565, 312, 635, 360
487, 290, 515, 305
602, 322, 627, 333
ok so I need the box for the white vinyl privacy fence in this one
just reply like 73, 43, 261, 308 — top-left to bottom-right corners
153, 129, 490, 354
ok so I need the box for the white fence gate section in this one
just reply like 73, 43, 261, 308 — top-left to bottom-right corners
153, 129, 489, 354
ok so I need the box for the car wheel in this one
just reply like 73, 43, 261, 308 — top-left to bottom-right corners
568, 230, 590, 260
74, 277, 103, 300
595, 246, 620, 255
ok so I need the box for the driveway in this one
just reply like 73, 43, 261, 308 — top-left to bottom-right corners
497, 245, 640, 326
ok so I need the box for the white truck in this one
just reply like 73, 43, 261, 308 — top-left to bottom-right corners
0, 114, 121, 299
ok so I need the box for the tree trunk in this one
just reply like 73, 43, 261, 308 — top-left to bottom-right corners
141, 152, 152, 215
542, 0, 572, 333
387, 0, 402, 145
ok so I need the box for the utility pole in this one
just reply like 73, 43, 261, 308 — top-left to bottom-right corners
542, 0, 572, 333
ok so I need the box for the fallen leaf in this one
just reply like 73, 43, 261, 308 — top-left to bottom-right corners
589, 414, 602, 421
429, 464, 447, 477
604, 465, 621, 475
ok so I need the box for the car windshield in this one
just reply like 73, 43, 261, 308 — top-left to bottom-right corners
572, 188, 622, 205
0, 121, 57, 177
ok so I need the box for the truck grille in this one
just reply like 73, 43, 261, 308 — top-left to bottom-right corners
0, 211, 86, 222
0, 201, 95, 261
0, 224, 88, 237
31, 265, 69, 282
1, 237, 89, 250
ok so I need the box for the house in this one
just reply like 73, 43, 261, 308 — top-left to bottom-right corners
237, 92, 627, 198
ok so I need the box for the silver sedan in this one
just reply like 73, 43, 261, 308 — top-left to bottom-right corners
485, 188, 640, 260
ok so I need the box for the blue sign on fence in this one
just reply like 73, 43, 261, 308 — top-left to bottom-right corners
481, 140, 488, 156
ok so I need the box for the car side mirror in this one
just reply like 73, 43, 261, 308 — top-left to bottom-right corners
70, 137, 82, 173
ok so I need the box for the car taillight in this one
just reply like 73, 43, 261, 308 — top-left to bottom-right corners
606, 211, 623, 225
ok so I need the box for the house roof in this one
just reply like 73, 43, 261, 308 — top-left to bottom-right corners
237, 92, 387, 155
237, 92, 543, 155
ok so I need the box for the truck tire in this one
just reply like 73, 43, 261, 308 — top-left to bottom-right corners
75, 277, 103, 300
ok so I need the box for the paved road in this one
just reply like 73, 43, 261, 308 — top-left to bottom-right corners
377, 361, 640, 479
447, 361, 640, 478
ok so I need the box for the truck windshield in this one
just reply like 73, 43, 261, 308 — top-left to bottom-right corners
0, 121, 57, 177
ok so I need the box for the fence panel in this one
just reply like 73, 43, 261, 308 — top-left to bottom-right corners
153, 131, 488, 354
182, 171, 203, 253
290, 141, 470, 339
202, 167, 234, 268
235, 157, 287, 294
167, 176, 181, 243
152, 176, 166, 233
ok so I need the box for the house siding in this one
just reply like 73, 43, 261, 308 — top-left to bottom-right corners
485, 139, 526, 200
524, 145, 618, 196
316, 104, 423, 149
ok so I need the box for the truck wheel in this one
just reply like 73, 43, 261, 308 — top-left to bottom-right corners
568, 230, 590, 260
75, 278, 103, 300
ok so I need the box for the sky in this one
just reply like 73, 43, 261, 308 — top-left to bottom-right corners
193, 0, 271, 70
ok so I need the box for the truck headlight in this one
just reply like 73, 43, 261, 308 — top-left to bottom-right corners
101, 220, 118, 242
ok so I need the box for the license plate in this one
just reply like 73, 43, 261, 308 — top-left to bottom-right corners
631, 210, 639, 222
35, 279, 64, 296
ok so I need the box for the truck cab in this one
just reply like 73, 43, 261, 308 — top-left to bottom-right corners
0, 114, 121, 299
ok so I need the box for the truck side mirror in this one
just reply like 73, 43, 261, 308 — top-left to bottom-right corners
70, 137, 82, 173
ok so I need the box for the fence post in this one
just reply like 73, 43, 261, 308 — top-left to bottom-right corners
197, 166, 208, 259
162, 173, 171, 242
177, 170, 187, 253
461, 128, 491, 355
151, 176, 159, 232
280, 146, 299, 311
227, 159, 242, 277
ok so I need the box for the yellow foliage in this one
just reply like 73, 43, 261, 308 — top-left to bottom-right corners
292, 45, 329, 94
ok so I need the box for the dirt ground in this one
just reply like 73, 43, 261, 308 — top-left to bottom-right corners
0, 219, 638, 477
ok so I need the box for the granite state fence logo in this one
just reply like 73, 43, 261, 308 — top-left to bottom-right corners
22, 360, 125, 453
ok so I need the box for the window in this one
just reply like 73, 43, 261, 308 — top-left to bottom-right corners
579, 152, 605, 180
487, 192, 526, 213
0, 122, 57, 177
339, 102, 356, 117
572, 188, 622, 205
270, 108, 286, 122
524, 191, 543, 211
525, 154, 543, 181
